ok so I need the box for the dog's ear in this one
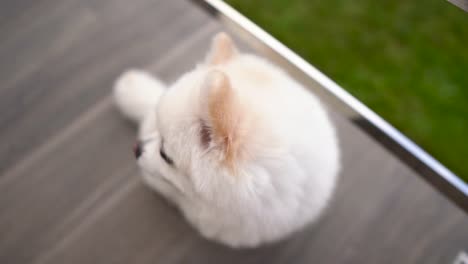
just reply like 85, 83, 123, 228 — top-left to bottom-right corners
205, 32, 238, 65
199, 70, 247, 167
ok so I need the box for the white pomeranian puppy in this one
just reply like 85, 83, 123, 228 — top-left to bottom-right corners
113, 32, 340, 248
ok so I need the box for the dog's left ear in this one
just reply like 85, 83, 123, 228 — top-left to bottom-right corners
199, 70, 247, 167
205, 32, 238, 65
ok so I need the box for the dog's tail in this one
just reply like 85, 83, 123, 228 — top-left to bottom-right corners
113, 70, 165, 124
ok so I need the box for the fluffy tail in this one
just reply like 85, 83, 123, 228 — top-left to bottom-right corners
113, 70, 165, 124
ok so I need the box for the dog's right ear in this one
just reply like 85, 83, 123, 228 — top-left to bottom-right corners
199, 70, 247, 167
205, 32, 238, 65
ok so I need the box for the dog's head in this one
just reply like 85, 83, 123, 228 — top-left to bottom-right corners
136, 33, 279, 204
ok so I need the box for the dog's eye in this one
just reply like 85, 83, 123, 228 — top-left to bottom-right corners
160, 148, 173, 165
159, 141, 174, 166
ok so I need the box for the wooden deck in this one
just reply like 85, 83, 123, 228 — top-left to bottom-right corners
0, 0, 467, 263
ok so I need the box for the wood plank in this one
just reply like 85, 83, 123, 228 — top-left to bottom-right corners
0, 0, 210, 174
0, 98, 135, 263
0, 1, 218, 263
0, 18, 221, 264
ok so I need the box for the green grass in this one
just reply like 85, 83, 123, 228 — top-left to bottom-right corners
226, 0, 468, 181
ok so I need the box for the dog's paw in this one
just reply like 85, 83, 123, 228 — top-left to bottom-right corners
114, 69, 154, 95
113, 69, 166, 123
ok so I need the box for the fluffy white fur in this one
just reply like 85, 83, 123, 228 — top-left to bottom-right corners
113, 33, 340, 248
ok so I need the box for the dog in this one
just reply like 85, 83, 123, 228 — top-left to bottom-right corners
113, 32, 340, 248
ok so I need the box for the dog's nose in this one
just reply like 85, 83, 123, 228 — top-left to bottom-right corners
133, 141, 143, 159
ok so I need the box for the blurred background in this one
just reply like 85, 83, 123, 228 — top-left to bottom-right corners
226, 0, 468, 181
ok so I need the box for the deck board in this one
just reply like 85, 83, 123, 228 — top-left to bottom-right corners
0, 0, 466, 263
